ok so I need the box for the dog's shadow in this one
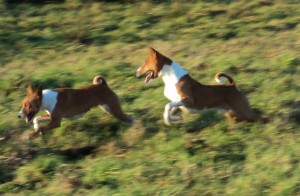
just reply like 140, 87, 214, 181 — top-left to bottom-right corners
18, 110, 224, 161
26, 114, 133, 160
177, 110, 225, 133
55, 145, 98, 160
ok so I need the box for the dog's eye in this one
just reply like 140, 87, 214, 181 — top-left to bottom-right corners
25, 103, 28, 107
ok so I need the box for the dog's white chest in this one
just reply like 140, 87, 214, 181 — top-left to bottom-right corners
159, 61, 188, 102
164, 85, 181, 101
41, 90, 58, 114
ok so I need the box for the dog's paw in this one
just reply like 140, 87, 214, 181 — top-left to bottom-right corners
163, 111, 171, 126
164, 118, 171, 126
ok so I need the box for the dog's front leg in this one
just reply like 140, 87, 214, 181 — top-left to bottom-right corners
26, 117, 61, 140
33, 114, 51, 134
23, 114, 51, 141
164, 101, 184, 126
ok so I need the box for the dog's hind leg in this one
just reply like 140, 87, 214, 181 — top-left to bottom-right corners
99, 104, 112, 114
227, 94, 266, 123
99, 101, 133, 124
235, 111, 268, 123
109, 104, 134, 123
224, 111, 238, 122
98, 88, 134, 124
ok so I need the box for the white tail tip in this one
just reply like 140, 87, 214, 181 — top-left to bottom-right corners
216, 76, 227, 84
93, 75, 105, 85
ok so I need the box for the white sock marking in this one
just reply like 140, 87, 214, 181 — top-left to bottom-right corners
164, 100, 184, 126
33, 115, 51, 132
18, 107, 25, 118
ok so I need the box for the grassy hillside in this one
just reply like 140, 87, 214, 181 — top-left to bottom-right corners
0, 0, 299, 195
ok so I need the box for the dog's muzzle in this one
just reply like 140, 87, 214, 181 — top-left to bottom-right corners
135, 71, 141, 78
18, 109, 25, 119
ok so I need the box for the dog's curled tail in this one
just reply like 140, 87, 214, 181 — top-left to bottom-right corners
93, 75, 107, 85
215, 72, 235, 85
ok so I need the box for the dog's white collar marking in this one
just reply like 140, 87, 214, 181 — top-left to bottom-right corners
158, 61, 188, 101
41, 90, 58, 114
159, 61, 188, 82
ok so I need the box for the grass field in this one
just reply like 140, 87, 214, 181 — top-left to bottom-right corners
0, 0, 299, 195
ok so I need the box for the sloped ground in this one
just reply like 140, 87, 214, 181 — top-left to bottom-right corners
0, 0, 299, 195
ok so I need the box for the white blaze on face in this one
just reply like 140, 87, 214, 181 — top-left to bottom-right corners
136, 67, 145, 78
18, 107, 25, 118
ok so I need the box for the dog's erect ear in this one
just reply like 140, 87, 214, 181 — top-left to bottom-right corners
27, 84, 34, 95
36, 85, 43, 98
148, 47, 157, 56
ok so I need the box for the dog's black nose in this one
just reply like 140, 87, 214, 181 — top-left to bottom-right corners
18, 114, 21, 119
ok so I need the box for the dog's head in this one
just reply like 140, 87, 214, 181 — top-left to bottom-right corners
18, 85, 43, 123
136, 47, 172, 84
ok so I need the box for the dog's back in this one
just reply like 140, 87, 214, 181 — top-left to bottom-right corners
51, 76, 133, 123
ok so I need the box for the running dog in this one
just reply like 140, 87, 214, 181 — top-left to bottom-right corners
136, 47, 268, 125
18, 76, 133, 140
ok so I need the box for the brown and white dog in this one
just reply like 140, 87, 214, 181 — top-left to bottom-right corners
136, 47, 268, 125
18, 76, 133, 140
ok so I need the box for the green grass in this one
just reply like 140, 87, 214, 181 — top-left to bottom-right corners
0, 0, 299, 195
